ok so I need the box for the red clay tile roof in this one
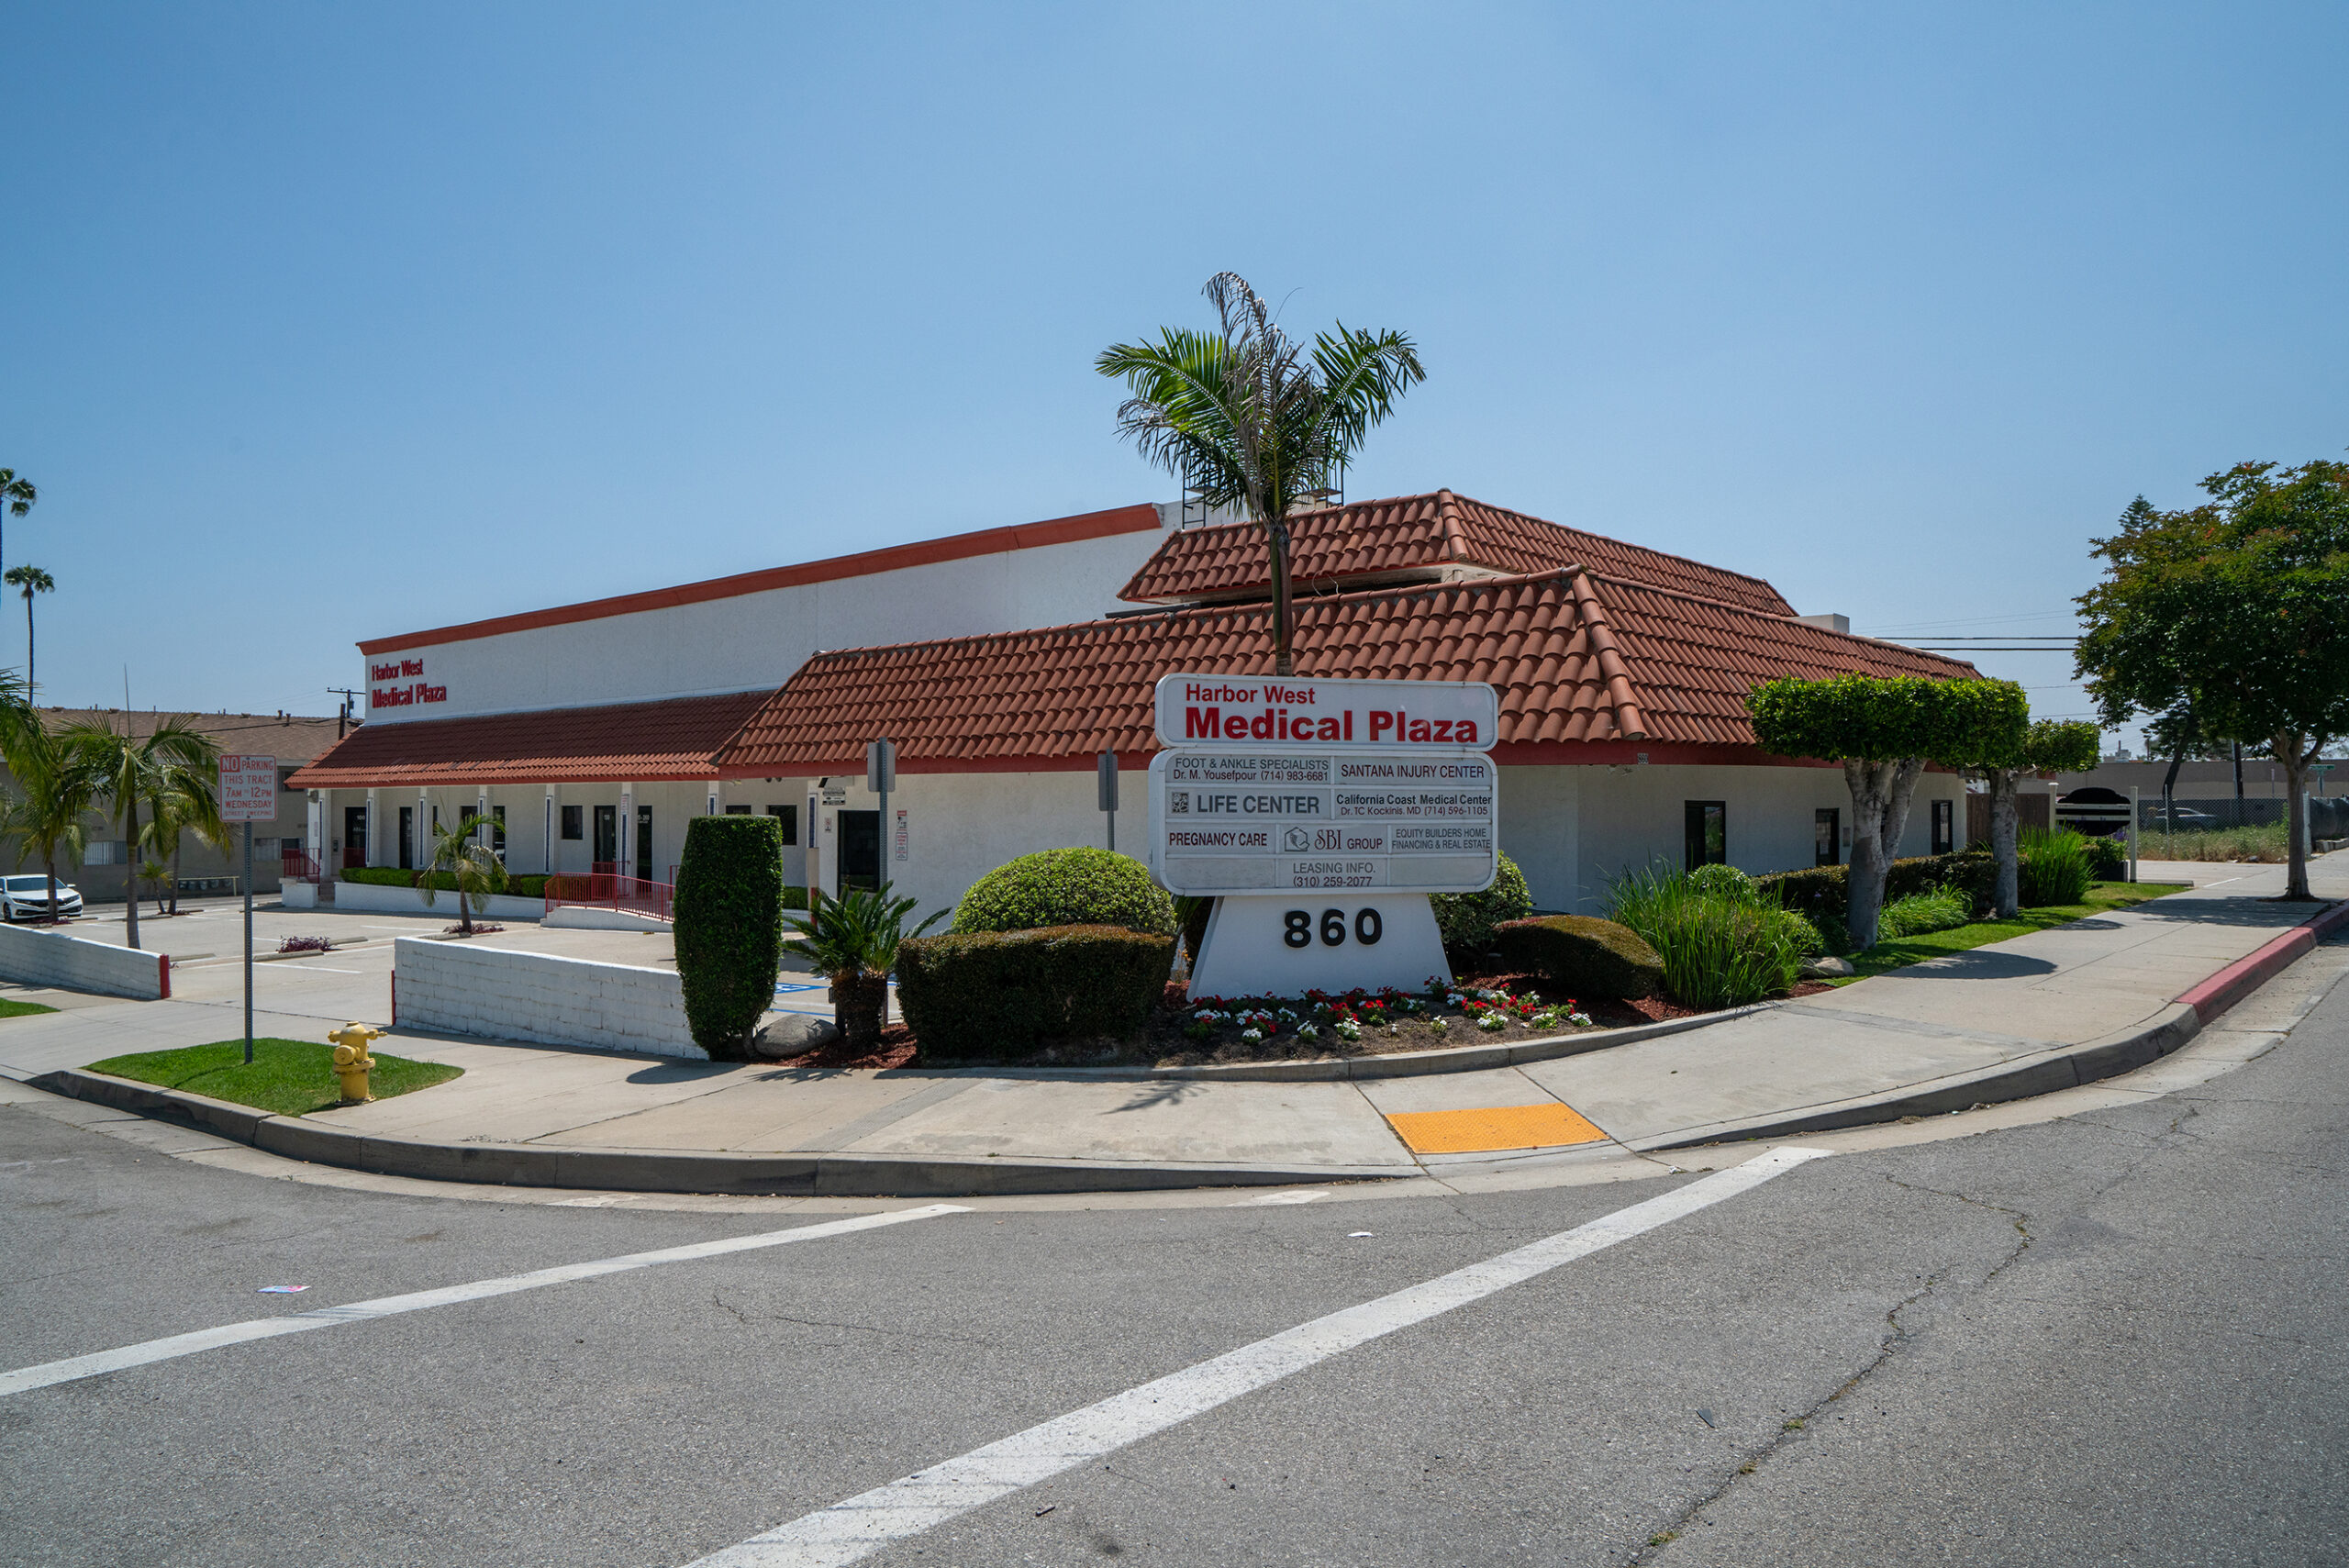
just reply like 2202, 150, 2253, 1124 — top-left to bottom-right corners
286, 691, 773, 788
1118, 490, 1797, 617
716, 570, 1976, 773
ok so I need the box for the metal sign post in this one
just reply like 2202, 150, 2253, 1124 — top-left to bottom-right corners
218, 756, 278, 1064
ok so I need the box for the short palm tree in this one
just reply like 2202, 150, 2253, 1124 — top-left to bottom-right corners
1097, 273, 1424, 675
4, 566, 53, 695
0, 695, 96, 919
144, 767, 230, 916
417, 809, 507, 934
0, 469, 33, 591
67, 717, 219, 951
783, 882, 944, 1051
138, 856, 173, 917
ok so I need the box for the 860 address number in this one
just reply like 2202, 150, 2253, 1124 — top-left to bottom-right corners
1282, 908, 1384, 949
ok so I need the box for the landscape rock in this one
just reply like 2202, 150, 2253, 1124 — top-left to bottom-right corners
751, 1013, 839, 1059
1800, 955, 1857, 979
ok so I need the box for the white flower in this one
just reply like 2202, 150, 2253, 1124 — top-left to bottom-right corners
1477, 1014, 1507, 1031
1334, 1019, 1363, 1041
1241, 1028, 1264, 1043
1276, 1008, 1297, 1023
1297, 1023, 1320, 1040
1446, 994, 1466, 1007
1570, 1011, 1594, 1027
1431, 1017, 1450, 1030
1529, 1011, 1561, 1030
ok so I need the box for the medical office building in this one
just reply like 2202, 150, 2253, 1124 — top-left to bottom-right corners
288, 491, 1978, 917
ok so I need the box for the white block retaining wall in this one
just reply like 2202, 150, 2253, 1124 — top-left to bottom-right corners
391, 936, 703, 1059
0, 923, 171, 1000
335, 880, 544, 921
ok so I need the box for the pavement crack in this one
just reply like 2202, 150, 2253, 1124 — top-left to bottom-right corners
708, 1286, 990, 1345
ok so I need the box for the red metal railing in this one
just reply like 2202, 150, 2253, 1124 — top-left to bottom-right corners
280, 848, 321, 884
545, 871, 674, 922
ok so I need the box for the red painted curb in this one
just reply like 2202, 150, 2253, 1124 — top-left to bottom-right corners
2175, 900, 2349, 1023
158, 951, 170, 1001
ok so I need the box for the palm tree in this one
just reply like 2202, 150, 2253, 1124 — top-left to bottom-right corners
67, 717, 218, 951
0, 695, 97, 920
417, 808, 507, 934
1097, 273, 1425, 676
0, 469, 33, 595
783, 882, 944, 1051
143, 762, 229, 917
4, 566, 53, 695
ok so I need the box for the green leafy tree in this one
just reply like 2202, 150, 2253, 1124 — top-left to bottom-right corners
416, 808, 507, 934
2076, 461, 2349, 901
1967, 718, 2101, 917
1, 565, 50, 695
1748, 675, 2020, 949
1097, 272, 1425, 676
786, 883, 946, 1054
67, 717, 217, 950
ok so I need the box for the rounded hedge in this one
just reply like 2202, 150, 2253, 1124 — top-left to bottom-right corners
1431, 852, 1532, 956
952, 848, 1178, 937
1687, 863, 1758, 901
1493, 915, 1664, 1000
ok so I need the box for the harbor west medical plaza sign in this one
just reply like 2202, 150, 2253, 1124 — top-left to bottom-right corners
1148, 674, 1500, 997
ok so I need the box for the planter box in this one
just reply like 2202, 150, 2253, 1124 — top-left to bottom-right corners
335, 879, 542, 921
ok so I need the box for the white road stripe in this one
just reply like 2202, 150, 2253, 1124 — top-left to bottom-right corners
687, 1146, 1832, 1568
0, 1204, 966, 1399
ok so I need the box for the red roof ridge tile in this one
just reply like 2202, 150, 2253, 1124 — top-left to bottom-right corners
1561, 566, 1649, 741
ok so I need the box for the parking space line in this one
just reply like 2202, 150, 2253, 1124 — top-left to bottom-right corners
685, 1146, 1831, 1568
0, 1204, 967, 1399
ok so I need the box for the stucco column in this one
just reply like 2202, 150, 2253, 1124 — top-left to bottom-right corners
306, 792, 324, 881
543, 785, 556, 875
364, 789, 377, 867
619, 784, 634, 878
417, 789, 429, 868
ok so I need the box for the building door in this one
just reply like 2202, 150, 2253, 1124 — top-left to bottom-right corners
1684, 801, 1726, 872
1931, 799, 1954, 856
398, 806, 414, 870
344, 806, 368, 870
1814, 807, 1840, 867
593, 805, 618, 866
636, 806, 654, 884
837, 809, 880, 893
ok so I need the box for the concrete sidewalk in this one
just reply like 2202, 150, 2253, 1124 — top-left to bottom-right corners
8, 859, 2345, 1195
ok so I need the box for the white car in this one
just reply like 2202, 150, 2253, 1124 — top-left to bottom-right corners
1, 874, 83, 922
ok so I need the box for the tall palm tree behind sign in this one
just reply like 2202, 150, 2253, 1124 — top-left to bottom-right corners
5, 566, 54, 695
0, 469, 33, 591
1097, 273, 1424, 676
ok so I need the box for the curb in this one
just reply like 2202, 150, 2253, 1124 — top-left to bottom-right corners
25, 1067, 1406, 1198
1646, 899, 2346, 1151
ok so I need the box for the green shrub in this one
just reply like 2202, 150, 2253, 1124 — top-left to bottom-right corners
896, 924, 1175, 1061
1687, 863, 1756, 900
2019, 828, 2094, 907
952, 848, 1177, 937
783, 882, 944, 1052
1756, 850, 1996, 923
1431, 852, 1533, 958
1608, 862, 1807, 1009
1493, 915, 1663, 999
340, 866, 548, 900
2083, 834, 2127, 879
1876, 887, 1971, 939
673, 815, 785, 1060
1782, 910, 1827, 956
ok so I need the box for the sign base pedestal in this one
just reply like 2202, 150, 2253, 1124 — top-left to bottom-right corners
1187, 894, 1453, 1001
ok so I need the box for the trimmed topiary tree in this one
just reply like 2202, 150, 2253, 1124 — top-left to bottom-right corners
673, 814, 785, 1060
1494, 915, 1663, 1000
952, 847, 1178, 937
1431, 851, 1531, 962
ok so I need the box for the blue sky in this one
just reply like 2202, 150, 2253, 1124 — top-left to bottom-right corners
5, 3, 2343, 749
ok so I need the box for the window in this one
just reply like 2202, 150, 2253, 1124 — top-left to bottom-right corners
1931, 799, 1954, 856
491, 804, 507, 851
766, 804, 798, 845
560, 805, 584, 841
1684, 801, 1726, 871
723, 804, 751, 816
1814, 807, 1841, 867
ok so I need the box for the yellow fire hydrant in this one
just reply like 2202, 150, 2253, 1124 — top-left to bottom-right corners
329, 1021, 384, 1104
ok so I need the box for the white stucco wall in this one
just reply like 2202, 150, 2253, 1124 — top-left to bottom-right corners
0, 922, 173, 999
359, 516, 1174, 726
392, 936, 703, 1059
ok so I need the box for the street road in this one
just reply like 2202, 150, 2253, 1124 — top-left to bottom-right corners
3, 940, 2343, 1566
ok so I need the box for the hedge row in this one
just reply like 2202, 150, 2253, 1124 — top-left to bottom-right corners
1494, 916, 1663, 999
1756, 851, 1996, 921
339, 866, 550, 899
897, 924, 1174, 1061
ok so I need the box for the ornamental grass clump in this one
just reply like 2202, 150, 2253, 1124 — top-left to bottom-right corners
1606, 862, 1807, 1009
2019, 827, 2095, 907
1876, 887, 1972, 940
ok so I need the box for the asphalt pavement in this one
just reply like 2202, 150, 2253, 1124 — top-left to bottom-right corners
1, 930, 2343, 1565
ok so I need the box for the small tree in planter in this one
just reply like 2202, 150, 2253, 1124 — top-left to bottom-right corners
417, 810, 507, 935
1748, 675, 2019, 951
785, 883, 944, 1053
674, 814, 785, 1061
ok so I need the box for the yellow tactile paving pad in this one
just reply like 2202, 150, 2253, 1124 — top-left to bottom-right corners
1384, 1101, 1607, 1154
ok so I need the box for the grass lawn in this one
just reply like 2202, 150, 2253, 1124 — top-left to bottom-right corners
1835, 880, 2193, 984
0, 997, 58, 1019
86, 1038, 462, 1117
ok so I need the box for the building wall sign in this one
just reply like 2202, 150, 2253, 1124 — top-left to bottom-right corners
1152, 674, 1498, 751
369, 657, 448, 711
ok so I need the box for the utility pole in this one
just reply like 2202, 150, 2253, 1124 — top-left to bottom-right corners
328, 687, 362, 740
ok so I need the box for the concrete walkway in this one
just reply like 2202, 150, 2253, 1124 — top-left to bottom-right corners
4, 859, 2343, 1195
